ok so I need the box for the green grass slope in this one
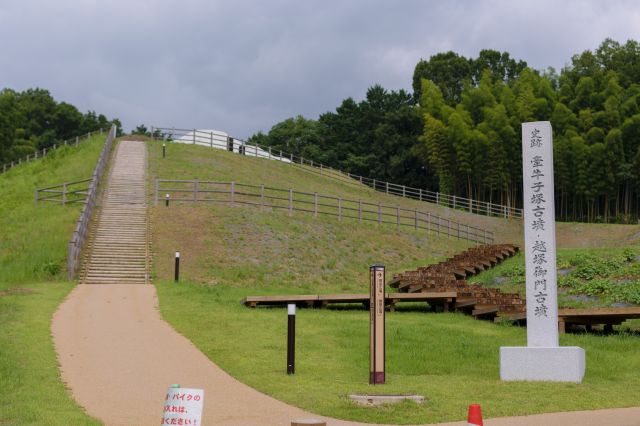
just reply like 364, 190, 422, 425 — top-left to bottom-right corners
148, 140, 640, 248
149, 140, 640, 424
0, 137, 104, 425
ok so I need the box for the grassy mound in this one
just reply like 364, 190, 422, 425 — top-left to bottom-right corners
0, 137, 104, 425
149, 141, 640, 423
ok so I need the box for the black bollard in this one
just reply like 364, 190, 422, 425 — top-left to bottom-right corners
163, 143, 166, 159
165, 193, 170, 207
174, 251, 180, 282
287, 304, 296, 375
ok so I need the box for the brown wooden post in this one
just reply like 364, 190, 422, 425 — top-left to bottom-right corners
193, 180, 199, 202
396, 207, 400, 229
260, 184, 265, 211
358, 200, 362, 222
338, 197, 342, 221
414, 208, 418, 229
369, 264, 385, 385
155, 179, 159, 206
289, 189, 293, 216
314, 193, 318, 217
231, 181, 235, 206
377, 202, 381, 224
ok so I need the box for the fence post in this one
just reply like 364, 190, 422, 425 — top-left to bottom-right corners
268, 147, 272, 159
338, 198, 342, 221
436, 192, 439, 205
35, 188, 39, 205
414, 208, 418, 230
290, 152, 293, 162
75, 136, 79, 147
320, 164, 323, 175
360, 176, 363, 184
193, 129, 196, 144
396, 207, 400, 229
62, 183, 68, 205
260, 184, 265, 211
504, 205, 507, 218
193, 180, 199, 202
447, 219, 451, 238
427, 212, 431, 233
155, 179, 159, 206
402, 185, 406, 198
386, 182, 389, 194
279, 150, 283, 159
457, 222, 460, 239
419, 188, 422, 201
453, 195, 456, 209
358, 200, 362, 222
210, 132, 213, 148
255, 143, 258, 157
288, 189, 293, 216
314, 193, 318, 218
373, 179, 376, 190
378, 202, 382, 224
231, 181, 235, 206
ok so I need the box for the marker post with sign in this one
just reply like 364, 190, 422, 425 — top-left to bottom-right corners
500, 121, 585, 382
369, 264, 385, 385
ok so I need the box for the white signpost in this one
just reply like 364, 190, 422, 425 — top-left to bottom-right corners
500, 121, 585, 382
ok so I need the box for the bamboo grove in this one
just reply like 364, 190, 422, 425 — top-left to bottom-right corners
253, 39, 640, 223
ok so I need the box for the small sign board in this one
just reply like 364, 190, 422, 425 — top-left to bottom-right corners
161, 386, 204, 425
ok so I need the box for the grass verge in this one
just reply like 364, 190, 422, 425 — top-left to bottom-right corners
0, 136, 105, 425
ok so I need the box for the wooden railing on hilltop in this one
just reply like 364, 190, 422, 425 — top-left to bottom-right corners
151, 127, 522, 219
155, 179, 495, 244
1, 128, 109, 175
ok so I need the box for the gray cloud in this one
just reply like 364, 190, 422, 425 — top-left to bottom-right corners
2, 0, 640, 138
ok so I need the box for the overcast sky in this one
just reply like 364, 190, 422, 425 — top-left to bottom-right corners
2, 0, 640, 138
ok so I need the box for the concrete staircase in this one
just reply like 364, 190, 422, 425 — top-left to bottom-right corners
81, 141, 149, 284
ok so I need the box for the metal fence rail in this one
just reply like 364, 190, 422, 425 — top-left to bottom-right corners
1, 128, 109, 176
67, 125, 116, 280
155, 179, 495, 244
35, 178, 92, 205
151, 127, 522, 219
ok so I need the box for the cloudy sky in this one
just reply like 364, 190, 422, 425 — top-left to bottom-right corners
2, 0, 640, 138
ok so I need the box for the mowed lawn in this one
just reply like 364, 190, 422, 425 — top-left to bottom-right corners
0, 137, 105, 425
149, 140, 640, 424
156, 280, 640, 424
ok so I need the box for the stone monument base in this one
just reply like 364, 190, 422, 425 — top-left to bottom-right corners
500, 346, 585, 383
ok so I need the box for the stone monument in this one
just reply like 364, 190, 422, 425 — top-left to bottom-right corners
500, 121, 586, 382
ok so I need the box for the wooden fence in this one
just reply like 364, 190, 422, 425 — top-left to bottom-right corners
1, 128, 109, 176
155, 179, 495, 244
66, 125, 116, 279
151, 127, 522, 219
35, 178, 92, 205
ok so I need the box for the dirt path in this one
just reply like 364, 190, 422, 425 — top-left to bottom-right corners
52, 284, 639, 426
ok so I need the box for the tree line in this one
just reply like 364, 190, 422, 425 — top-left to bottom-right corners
250, 39, 640, 223
0, 88, 122, 165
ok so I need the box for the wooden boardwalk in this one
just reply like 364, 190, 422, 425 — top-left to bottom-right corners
242, 292, 456, 311
81, 141, 149, 284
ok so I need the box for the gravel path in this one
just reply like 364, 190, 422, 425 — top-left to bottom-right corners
52, 284, 639, 426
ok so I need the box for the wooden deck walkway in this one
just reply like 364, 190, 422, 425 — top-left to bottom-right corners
498, 306, 640, 333
243, 293, 640, 333
242, 292, 457, 311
